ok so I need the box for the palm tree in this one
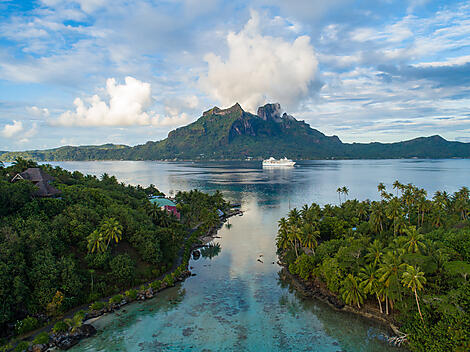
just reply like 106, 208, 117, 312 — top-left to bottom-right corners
300, 223, 319, 253
288, 208, 301, 227
404, 226, 426, 253
356, 201, 369, 221
393, 180, 402, 196
337, 187, 342, 205
365, 239, 384, 266
369, 201, 385, 233
340, 274, 364, 308
378, 251, 406, 314
386, 198, 403, 236
100, 217, 123, 248
288, 225, 302, 258
401, 265, 426, 326
276, 218, 290, 251
341, 186, 349, 201
87, 230, 106, 254
359, 264, 383, 313
12, 157, 36, 171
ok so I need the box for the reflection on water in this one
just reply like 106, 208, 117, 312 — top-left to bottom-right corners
57, 159, 470, 351
200, 243, 222, 260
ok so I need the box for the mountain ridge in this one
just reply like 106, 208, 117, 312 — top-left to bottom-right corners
1, 103, 469, 161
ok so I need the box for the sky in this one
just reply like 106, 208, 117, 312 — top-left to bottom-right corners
1, 0, 470, 151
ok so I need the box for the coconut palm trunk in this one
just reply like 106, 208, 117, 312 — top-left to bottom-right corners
376, 293, 383, 314
414, 288, 425, 326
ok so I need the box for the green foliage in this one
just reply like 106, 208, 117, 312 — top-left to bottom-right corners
110, 254, 135, 287
109, 294, 123, 304
32, 331, 50, 344
15, 316, 39, 335
277, 182, 470, 351
163, 274, 174, 287
125, 289, 137, 301
0, 163, 227, 335
52, 321, 69, 334
89, 301, 105, 311
14, 341, 29, 352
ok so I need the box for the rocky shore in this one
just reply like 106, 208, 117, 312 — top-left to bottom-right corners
279, 265, 404, 339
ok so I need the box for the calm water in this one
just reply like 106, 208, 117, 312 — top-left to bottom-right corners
42, 159, 469, 352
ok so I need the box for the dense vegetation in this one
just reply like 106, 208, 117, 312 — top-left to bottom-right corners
2, 104, 470, 161
0, 158, 229, 338
276, 182, 470, 351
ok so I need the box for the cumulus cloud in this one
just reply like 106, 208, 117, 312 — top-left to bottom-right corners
56, 76, 154, 126
1, 120, 24, 138
200, 11, 318, 112
54, 76, 191, 127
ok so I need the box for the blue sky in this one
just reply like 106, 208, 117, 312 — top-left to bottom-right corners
1, 0, 470, 151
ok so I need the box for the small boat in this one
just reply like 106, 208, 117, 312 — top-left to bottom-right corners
262, 157, 296, 167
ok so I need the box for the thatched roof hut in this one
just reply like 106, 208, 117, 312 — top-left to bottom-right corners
12, 168, 61, 197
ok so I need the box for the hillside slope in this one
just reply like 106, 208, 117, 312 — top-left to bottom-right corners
1, 103, 470, 161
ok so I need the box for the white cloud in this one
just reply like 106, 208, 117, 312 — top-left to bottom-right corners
27, 106, 50, 117
54, 76, 192, 127
200, 10, 318, 112
1, 120, 23, 138
55, 76, 154, 126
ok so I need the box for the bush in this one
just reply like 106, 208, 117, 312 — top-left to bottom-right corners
89, 301, 105, 311
109, 294, 123, 304
150, 280, 161, 290
14, 341, 29, 352
32, 332, 50, 345
52, 321, 68, 334
163, 274, 174, 287
110, 254, 136, 287
15, 316, 39, 335
125, 289, 137, 300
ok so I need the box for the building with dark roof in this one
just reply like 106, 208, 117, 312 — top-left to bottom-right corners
11, 168, 61, 198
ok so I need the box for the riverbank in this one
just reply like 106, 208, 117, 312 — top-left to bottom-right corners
7, 208, 243, 351
278, 264, 406, 344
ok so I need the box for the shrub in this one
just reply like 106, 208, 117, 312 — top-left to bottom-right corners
125, 289, 137, 300
52, 321, 68, 334
14, 341, 29, 352
109, 254, 135, 287
150, 280, 161, 290
89, 301, 105, 311
163, 274, 174, 287
15, 316, 39, 335
32, 332, 50, 345
109, 294, 123, 304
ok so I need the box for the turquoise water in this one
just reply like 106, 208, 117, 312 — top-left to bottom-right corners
44, 159, 470, 351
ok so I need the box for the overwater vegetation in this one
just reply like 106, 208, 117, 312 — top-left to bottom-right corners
0, 158, 229, 344
277, 182, 470, 351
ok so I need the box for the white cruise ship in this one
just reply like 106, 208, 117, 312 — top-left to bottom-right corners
262, 157, 296, 167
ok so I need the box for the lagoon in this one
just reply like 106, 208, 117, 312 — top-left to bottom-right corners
43, 159, 470, 351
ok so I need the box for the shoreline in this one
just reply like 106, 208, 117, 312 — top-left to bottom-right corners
11, 209, 243, 351
278, 264, 404, 339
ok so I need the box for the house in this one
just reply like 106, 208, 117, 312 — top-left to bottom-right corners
11, 168, 61, 198
149, 196, 181, 219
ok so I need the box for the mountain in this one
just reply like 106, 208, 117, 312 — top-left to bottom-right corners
1, 103, 470, 161
126, 103, 343, 160
0, 144, 130, 162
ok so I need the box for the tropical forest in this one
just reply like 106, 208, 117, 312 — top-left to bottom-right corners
0, 159, 229, 348
276, 182, 470, 351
